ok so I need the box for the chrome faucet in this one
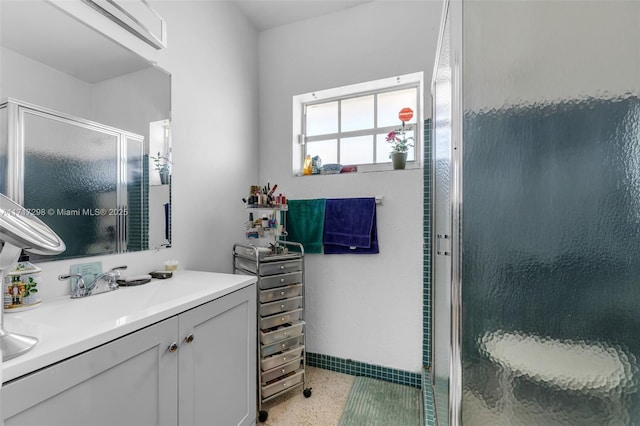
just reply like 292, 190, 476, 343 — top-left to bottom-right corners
59, 266, 128, 298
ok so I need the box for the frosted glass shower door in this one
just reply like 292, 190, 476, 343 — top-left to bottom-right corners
460, 1, 640, 425
22, 110, 119, 259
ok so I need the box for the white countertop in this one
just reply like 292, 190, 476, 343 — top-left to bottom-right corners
2, 270, 256, 383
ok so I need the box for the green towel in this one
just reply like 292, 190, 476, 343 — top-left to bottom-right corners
285, 199, 326, 253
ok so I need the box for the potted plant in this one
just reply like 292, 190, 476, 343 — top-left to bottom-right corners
385, 121, 414, 170
151, 152, 172, 184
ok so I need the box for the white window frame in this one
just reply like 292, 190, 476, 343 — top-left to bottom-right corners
292, 72, 424, 175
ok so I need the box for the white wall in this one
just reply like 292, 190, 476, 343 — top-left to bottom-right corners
259, 1, 442, 372
4, 1, 259, 300
0, 47, 93, 116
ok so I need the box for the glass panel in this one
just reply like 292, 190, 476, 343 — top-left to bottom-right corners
306, 101, 338, 136
23, 112, 118, 260
340, 135, 373, 164
126, 137, 146, 252
378, 88, 417, 127
306, 139, 337, 165
341, 95, 374, 132
432, 10, 452, 426
461, 2, 640, 425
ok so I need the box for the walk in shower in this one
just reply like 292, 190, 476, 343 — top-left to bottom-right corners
431, 1, 640, 424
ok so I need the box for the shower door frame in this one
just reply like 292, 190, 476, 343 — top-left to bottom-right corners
1, 98, 144, 256
430, 0, 464, 425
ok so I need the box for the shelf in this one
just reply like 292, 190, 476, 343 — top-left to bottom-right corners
246, 204, 288, 211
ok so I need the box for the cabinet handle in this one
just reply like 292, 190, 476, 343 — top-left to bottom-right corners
280, 278, 285, 283
168, 342, 178, 353
280, 291, 285, 296
185, 334, 194, 343
280, 304, 285, 309
280, 265, 285, 270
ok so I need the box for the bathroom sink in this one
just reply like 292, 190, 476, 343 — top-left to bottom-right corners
1, 270, 257, 383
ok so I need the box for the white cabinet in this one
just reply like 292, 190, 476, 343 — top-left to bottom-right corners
1, 284, 256, 426
178, 285, 256, 426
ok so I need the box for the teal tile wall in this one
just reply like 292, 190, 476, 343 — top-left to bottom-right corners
423, 367, 436, 426
306, 352, 421, 388
423, 118, 432, 368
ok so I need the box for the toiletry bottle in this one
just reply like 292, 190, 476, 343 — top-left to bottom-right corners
303, 155, 312, 175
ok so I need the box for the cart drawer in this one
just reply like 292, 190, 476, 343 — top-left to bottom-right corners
260, 284, 303, 303
261, 345, 304, 371
259, 271, 302, 290
233, 256, 256, 274
260, 309, 303, 330
234, 257, 302, 276
261, 335, 304, 357
260, 259, 302, 276
260, 321, 305, 345
260, 296, 303, 317
261, 357, 302, 383
262, 370, 304, 399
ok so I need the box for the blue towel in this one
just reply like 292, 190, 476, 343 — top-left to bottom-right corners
285, 199, 326, 253
323, 197, 379, 254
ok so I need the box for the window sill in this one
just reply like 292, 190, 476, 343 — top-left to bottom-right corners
294, 162, 422, 177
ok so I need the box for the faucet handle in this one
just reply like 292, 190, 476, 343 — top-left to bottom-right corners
59, 273, 87, 298
106, 266, 127, 289
109, 265, 127, 277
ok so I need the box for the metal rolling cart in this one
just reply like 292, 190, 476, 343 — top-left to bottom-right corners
233, 239, 312, 423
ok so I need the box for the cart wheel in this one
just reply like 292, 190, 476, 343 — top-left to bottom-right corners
258, 410, 268, 423
303, 387, 312, 398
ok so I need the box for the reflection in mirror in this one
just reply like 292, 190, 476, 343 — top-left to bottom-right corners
0, 0, 171, 260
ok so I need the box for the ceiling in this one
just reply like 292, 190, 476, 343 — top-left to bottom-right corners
234, 0, 374, 31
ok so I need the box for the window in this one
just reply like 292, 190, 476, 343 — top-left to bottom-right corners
295, 73, 423, 173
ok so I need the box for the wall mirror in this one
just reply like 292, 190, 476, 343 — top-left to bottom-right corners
0, 0, 172, 260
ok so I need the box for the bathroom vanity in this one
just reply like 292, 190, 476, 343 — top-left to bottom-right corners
0, 270, 256, 426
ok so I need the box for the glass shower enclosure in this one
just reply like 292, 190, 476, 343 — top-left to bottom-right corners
431, 1, 640, 425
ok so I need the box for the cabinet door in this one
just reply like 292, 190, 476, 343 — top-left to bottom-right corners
178, 284, 256, 426
2, 317, 179, 426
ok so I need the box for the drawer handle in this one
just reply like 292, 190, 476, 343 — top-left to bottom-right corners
280, 291, 285, 295
280, 278, 285, 283
283, 357, 287, 361
281, 317, 286, 321
283, 382, 288, 388
280, 265, 285, 270
283, 332, 288, 336
280, 304, 285, 309
168, 342, 178, 353
185, 333, 194, 344
281, 343, 286, 348
281, 368, 286, 373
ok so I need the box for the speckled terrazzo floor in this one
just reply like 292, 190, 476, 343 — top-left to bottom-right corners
261, 367, 355, 426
